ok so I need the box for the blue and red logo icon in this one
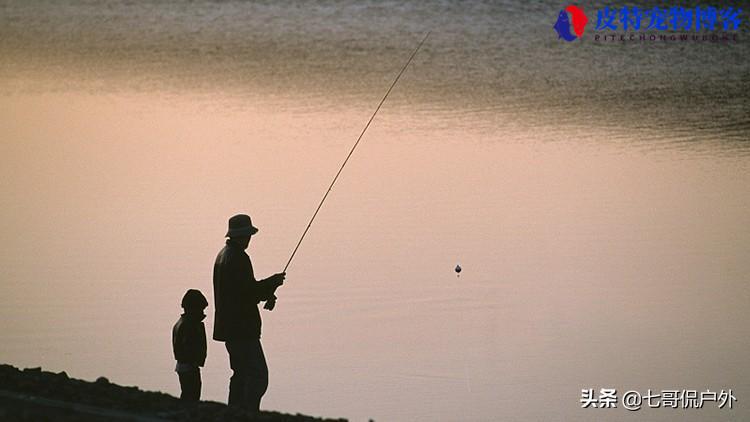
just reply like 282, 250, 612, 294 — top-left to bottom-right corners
553, 5, 589, 41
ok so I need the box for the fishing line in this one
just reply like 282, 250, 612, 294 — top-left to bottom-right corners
283, 31, 431, 272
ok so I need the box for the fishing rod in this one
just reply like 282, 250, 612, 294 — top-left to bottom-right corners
283, 31, 431, 273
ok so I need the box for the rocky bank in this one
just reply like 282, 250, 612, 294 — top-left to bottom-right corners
0, 364, 346, 422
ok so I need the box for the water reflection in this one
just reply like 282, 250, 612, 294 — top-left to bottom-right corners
1, 1, 749, 421
1, 90, 748, 421
1, 0, 747, 152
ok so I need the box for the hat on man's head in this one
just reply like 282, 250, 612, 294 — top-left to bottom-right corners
226, 214, 259, 237
181, 289, 208, 310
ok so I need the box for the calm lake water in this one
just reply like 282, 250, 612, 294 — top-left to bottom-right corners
1, 1, 749, 421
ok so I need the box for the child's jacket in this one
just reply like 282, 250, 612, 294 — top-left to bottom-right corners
172, 313, 207, 367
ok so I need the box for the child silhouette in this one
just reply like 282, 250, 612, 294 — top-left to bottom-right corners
172, 289, 208, 402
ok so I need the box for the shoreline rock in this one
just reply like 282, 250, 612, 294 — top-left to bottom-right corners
0, 364, 346, 421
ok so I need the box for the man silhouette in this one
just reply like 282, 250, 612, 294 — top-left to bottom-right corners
213, 214, 285, 412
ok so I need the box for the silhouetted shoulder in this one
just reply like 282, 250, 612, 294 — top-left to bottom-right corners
216, 243, 248, 265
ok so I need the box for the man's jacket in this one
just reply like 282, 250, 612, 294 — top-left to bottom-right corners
172, 313, 207, 366
213, 239, 278, 341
